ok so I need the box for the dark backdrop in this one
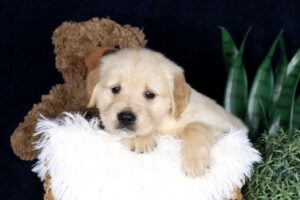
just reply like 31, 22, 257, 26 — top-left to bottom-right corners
1, 0, 300, 199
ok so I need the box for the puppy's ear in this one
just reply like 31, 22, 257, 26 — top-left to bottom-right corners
84, 47, 116, 71
86, 67, 100, 108
85, 47, 116, 108
87, 84, 98, 108
171, 73, 191, 118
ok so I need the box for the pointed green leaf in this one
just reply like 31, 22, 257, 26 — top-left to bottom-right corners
246, 31, 283, 140
259, 99, 269, 129
269, 49, 300, 134
220, 27, 239, 71
224, 28, 251, 118
292, 96, 300, 130
224, 63, 248, 118
272, 35, 288, 103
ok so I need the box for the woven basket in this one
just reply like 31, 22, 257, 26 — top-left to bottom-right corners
43, 174, 243, 200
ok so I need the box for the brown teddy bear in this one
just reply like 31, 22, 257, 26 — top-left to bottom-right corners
10, 17, 147, 161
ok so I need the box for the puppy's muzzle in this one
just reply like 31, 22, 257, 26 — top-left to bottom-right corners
117, 111, 136, 126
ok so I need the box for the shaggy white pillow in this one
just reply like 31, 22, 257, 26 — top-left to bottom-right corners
32, 113, 261, 200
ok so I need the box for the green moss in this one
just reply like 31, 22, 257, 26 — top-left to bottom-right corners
244, 130, 300, 200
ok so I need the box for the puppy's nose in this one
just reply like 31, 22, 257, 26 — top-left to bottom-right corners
117, 111, 136, 126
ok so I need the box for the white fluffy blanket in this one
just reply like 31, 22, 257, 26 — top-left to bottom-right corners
32, 113, 261, 200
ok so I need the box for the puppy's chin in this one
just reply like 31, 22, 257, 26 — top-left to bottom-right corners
113, 128, 137, 138
104, 122, 153, 138
101, 120, 135, 138
108, 123, 151, 138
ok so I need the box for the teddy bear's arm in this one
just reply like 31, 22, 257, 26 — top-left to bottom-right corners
10, 83, 91, 160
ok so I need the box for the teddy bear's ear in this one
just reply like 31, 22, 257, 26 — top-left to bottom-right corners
84, 47, 116, 71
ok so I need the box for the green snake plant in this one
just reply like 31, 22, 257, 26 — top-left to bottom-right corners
221, 28, 300, 141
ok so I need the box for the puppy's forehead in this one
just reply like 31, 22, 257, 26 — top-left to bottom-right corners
100, 48, 179, 88
102, 48, 165, 70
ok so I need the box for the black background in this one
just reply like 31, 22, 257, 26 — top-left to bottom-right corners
1, 0, 300, 199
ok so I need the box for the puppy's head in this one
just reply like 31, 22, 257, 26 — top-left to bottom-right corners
86, 48, 191, 137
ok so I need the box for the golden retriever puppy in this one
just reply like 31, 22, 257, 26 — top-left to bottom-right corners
86, 48, 245, 177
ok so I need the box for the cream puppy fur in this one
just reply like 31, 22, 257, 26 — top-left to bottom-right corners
86, 48, 245, 177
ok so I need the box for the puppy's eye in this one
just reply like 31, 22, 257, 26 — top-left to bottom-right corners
144, 90, 155, 99
111, 86, 121, 94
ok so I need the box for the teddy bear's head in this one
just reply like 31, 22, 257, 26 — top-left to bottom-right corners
52, 18, 147, 82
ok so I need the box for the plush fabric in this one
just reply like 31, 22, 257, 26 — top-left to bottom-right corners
32, 113, 261, 200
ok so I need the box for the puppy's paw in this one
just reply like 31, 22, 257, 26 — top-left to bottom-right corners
181, 148, 210, 177
123, 134, 156, 153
